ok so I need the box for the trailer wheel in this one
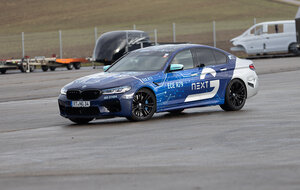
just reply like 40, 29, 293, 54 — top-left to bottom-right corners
73, 62, 81, 70
0, 69, 6, 74
30, 66, 35, 72
50, 66, 56, 71
66, 63, 73, 70
41, 65, 49, 72
20, 64, 35, 72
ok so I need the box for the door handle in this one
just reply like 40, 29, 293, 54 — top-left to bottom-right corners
220, 68, 227, 71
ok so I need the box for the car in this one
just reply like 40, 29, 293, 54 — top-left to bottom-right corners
230, 20, 299, 55
93, 30, 152, 65
58, 44, 259, 124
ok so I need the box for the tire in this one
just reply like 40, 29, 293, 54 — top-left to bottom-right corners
66, 64, 73, 70
19, 64, 34, 72
168, 109, 184, 114
50, 66, 56, 71
69, 118, 93, 124
288, 43, 300, 55
73, 62, 81, 70
126, 88, 156, 121
30, 65, 35, 72
0, 69, 6, 74
220, 79, 247, 111
19, 64, 26, 72
41, 65, 49, 72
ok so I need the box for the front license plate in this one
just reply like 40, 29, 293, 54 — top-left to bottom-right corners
71, 101, 90, 107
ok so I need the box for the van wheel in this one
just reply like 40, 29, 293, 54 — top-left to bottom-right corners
288, 43, 300, 55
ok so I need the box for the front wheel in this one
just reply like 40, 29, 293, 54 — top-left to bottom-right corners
220, 79, 247, 111
69, 118, 93, 124
126, 88, 156, 121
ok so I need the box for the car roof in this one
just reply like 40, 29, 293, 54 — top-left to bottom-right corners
134, 44, 210, 53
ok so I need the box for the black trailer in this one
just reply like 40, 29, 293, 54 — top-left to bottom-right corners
296, 7, 300, 50
92, 30, 153, 65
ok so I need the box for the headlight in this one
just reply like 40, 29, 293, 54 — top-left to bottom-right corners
60, 87, 67, 95
102, 86, 131, 95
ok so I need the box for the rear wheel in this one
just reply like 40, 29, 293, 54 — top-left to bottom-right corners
69, 118, 93, 124
288, 43, 300, 55
220, 79, 247, 111
66, 63, 73, 70
126, 88, 156, 121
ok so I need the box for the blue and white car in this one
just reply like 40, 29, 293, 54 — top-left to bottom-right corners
58, 44, 258, 124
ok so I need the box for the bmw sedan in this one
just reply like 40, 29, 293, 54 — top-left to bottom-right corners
58, 44, 259, 124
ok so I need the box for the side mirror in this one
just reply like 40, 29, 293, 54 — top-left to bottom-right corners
199, 63, 205, 68
103, 65, 110, 72
170, 64, 184, 72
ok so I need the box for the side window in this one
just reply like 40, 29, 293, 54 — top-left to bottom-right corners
267, 24, 283, 34
193, 48, 216, 66
171, 50, 194, 70
213, 50, 227, 65
250, 25, 263, 35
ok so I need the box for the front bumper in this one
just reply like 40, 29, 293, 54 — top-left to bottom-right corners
58, 92, 134, 119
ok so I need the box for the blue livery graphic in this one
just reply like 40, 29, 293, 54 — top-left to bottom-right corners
58, 44, 258, 124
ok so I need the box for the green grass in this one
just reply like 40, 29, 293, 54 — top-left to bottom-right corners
0, 0, 298, 58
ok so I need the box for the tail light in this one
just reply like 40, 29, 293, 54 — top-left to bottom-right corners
249, 64, 255, 71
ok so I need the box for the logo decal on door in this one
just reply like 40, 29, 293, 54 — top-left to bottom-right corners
185, 68, 220, 102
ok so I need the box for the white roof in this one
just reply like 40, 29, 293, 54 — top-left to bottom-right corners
256, 20, 295, 25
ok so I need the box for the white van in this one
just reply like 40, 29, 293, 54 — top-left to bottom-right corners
230, 20, 298, 55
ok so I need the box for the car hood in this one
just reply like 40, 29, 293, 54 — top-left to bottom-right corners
64, 71, 159, 90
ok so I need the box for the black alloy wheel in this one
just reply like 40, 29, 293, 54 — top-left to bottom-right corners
69, 118, 93, 124
220, 79, 247, 111
127, 88, 156, 121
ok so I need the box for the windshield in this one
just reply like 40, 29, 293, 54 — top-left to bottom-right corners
107, 51, 170, 72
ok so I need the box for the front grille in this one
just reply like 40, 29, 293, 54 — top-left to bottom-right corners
67, 90, 81, 100
65, 107, 100, 116
67, 89, 101, 100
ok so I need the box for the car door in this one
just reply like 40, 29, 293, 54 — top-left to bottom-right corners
184, 48, 233, 104
161, 49, 199, 108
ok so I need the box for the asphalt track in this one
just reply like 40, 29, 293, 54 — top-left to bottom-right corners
0, 57, 300, 190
